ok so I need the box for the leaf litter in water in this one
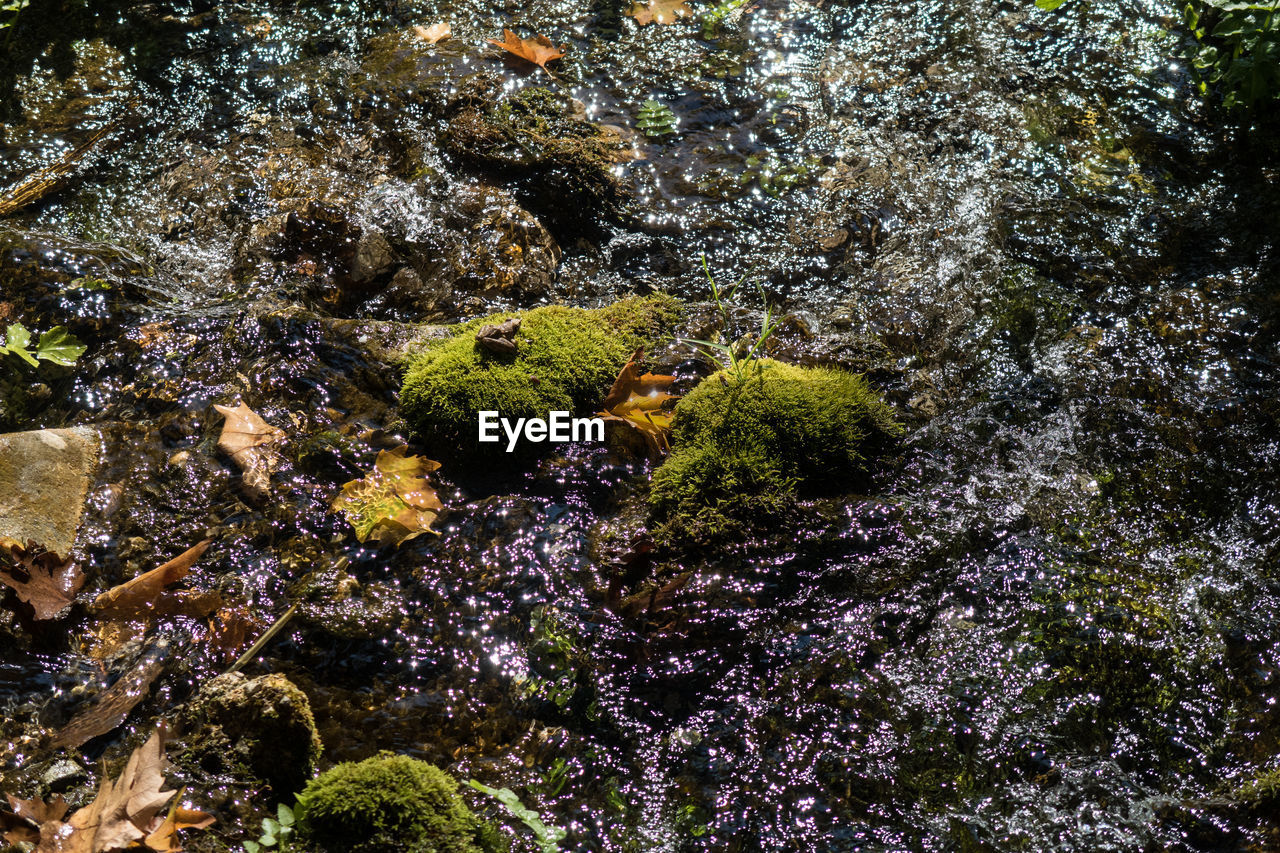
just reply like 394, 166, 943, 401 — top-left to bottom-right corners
628, 0, 694, 25
488, 28, 565, 70
332, 446, 443, 546
412, 21, 450, 43
598, 348, 678, 458
212, 402, 286, 499
2, 725, 214, 852
0, 538, 87, 621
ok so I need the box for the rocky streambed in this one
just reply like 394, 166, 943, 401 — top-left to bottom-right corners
2, 0, 1280, 850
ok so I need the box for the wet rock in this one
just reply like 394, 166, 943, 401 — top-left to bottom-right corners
0, 427, 99, 554
177, 672, 322, 799
39, 758, 88, 794
441, 86, 632, 237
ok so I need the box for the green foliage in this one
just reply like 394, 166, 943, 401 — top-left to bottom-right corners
679, 255, 779, 385
741, 153, 817, 197
636, 99, 677, 138
244, 804, 296, 852
700, 0, 749, 38
399, 295, 679, 452
1184, 0, 1280, 110
0, 0, 29, 31
295, 754, 497, 853
466, 780, 567, 853
1, 323, 86, 367
650, 360, 900, 543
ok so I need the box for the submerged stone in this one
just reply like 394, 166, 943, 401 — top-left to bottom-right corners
177, 672, 322, 800
0, 427, 99, 554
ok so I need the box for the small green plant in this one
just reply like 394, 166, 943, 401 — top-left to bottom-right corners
0, 0, 29, 31
244, 804, 295, 852
1184, 0, 1280, 110
538, 757, 569, 798
64, 275, 111, 292
700, 0, 749, 38
466, 780, 567, 853
1, 323, 86, 367
678, 255, 779, 384
636, 99, 677, 138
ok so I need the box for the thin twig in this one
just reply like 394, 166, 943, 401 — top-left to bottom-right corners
226, 601, 300, 674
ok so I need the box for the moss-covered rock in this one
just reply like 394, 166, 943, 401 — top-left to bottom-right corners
294, 753, 500, 853
649, 360, 899, 542
442, 86, 630, 233
177, 672, 322, 799
399, 295, 679, 453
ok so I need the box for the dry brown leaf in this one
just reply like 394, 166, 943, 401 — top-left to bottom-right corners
2, 726, 211, 852
49, 651, 167, 750
91, 541, 212, 619
628, 0, 694, 25
412, 21, 451, 43
599, 349, 678, 458
488, 28, 565, 70
0, 540, 87, 621
212, 402, 286, 498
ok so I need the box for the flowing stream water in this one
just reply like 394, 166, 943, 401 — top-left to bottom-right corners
1, 0, 1279, 849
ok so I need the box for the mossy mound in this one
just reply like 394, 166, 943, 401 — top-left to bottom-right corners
295, 754, 500, 853
649, 360, 899, 542
442, 87, 630, 232
399, 295, 679, 453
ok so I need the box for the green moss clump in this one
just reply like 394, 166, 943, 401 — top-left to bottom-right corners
399, 295, 679, 452
650, 360, 899, 542
295, 754, 500, 853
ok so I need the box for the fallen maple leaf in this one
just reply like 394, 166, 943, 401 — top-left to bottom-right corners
332, 446, 443, 546
212, 402, 286, 498
488, 28, 565, 70
412, 21, 451, 43
628, 0, 694, 25
91, 540, 213, 619
599, 349, 679, 458
0, 539, 86, 621
2, 726, 213, 852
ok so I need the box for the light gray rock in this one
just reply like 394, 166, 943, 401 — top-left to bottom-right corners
0, 427, 99, 553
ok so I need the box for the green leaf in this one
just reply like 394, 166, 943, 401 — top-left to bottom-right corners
35, 326, 86, 366
467, 780, 567, 852
636, 99, 677, 137
277, 803, 295, 828
1035, 0, 1068, 9
4, 323, 38, 367
244, 842, 261, 853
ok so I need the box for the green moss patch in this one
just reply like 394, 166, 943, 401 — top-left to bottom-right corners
649, 360, 899, 543
295, 753, 500, 853
399, 295, 679, 453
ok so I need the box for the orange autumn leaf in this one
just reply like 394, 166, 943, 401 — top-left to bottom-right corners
91, 540, 212, 619
0, 539, 86, 621
488, 28, 565, 70
629, 0, 694, 25
599, 349, 679, 458
412, 21, 451, 43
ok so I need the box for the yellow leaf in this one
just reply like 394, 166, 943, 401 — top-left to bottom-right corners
332, 447, 443, 546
